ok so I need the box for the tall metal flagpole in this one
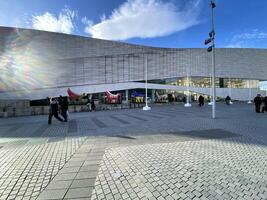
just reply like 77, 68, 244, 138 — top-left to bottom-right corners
143, 53, 151, 111
211, 0, 216, 119
208, 72, 213, 105
229, 77, 233, 104
248, 80, 252, 103
184, 68, 192, 107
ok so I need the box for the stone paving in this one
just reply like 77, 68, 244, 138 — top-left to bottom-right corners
0, 103, 266, 199
91, 136, 266, 200
0, 137, 86, 200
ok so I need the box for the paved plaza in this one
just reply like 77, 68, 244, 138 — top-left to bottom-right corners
0, 103, 266, 199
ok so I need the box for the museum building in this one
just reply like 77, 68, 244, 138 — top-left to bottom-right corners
0, 26, 267, 103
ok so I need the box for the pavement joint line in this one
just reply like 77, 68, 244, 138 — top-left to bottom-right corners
36, 138, 104, 200
123, 113, 148, 121
109, 115, 130, 125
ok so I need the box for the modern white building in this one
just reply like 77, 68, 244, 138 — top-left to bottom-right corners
0, 26, 267, 101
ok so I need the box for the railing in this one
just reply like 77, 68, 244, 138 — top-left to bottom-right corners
0, 102, 146, 118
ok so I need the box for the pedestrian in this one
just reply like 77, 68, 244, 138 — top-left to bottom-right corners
225, 96, 231, 105
261, 96, 267, 113
60, 96, 69, 121
91, 97, 96, 111
253, 94, 262, 113
182, 96, 186, 103
48, 98, 64, 124
198, 95, 204, 107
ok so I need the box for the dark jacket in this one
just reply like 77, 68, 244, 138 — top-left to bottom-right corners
51, 101, 59, 113
61, 98, 69, 111
198, 95, 204, 102
225, 96, 231, 101
263, 96, 267, 106
254, 96, 262, 105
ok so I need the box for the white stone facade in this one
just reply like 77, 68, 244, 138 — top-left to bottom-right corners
0, 26, 267, 100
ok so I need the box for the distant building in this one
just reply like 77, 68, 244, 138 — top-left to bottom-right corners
0, 26, 267, 101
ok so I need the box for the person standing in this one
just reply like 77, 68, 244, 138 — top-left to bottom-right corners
91, 96, 96, 111
48, 98, 64, 124
253, 94, 262, 113
198, 95, 204, 107
225, 96, 231, 105
261, 96, 267, 113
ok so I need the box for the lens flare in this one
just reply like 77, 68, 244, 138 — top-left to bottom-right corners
0, 28, 60, 98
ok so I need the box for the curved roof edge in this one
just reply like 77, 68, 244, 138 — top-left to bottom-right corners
1, 26, 266, 51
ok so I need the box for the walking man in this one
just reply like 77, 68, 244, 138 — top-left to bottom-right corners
48, 98, 64, 124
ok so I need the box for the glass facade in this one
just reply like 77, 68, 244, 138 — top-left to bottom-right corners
164, 77, 259, 89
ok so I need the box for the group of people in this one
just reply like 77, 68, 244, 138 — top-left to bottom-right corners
197, 95, 230, 106
253, 94, 267, 113
48, 94, 97, 124
48, 96, 69, 124
47, 93, 267, 124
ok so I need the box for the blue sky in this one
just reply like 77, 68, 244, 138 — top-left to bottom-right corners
0, 0, 267, 48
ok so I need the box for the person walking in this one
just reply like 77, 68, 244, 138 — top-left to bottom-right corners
48, 98, 64, 124
253, 94, 262, 113
198, 95, 204, 107
261, 96, 267, 113
60, 96, 69, 121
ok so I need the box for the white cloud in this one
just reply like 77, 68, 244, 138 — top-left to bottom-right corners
81, 17, 94, 35
226, 29, 267, 48
233, 29, 267, 40
84, 0, 202, 40
32, 7, 76, 34
225, 41, 246, 48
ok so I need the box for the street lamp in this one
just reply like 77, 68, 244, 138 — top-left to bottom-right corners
204, 0, 216, 119
143, 53, 151, 111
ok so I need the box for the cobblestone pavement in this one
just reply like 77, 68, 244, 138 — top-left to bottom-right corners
92, 136, 266, 200
0, 103, 266, 199
0, 137, 86, 200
